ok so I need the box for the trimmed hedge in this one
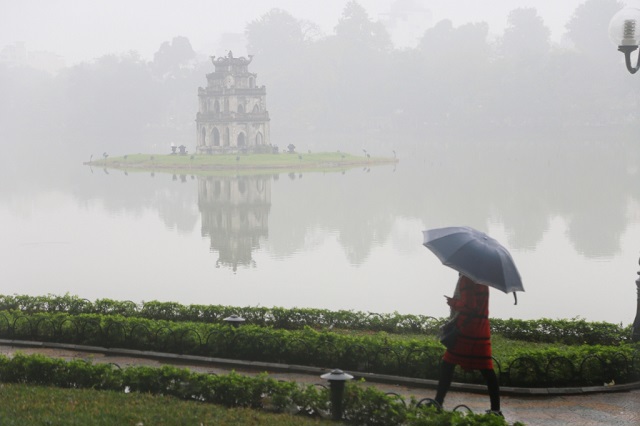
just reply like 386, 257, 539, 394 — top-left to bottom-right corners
490, 318, 628, 345
0, 353, 518, 426
0, 294, 632, 345
0, 310, 638, 387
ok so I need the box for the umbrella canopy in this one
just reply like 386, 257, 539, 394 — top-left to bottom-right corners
422, 226, 524, 294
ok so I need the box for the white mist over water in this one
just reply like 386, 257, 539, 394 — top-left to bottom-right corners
1, 164, 638, 326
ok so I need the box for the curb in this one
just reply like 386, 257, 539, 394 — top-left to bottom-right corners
2, 339, 639, 396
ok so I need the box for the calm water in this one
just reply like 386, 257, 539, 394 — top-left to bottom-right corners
1, 137, 639, 324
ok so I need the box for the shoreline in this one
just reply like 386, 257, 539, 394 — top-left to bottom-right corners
84, 152, 399, 173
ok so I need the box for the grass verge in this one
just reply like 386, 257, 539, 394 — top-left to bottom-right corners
0, 383, 334, 426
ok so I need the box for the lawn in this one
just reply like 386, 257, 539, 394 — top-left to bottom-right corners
0, 383, 335, 426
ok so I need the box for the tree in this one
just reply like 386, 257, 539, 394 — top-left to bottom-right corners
334, 1, 392, 53
565, 0, 623, 57
414, 20, 492, 125
60, 52, 162, 154
562, 0, 636, 125
489, 8, 555, 126
0, 63, 62, 163
319, 1, 394, 133
150, 37, 205, 146
152, 36, 196, 78
500, 8, 550, 66
245, 9, 318, 58
244, 9, 323, 143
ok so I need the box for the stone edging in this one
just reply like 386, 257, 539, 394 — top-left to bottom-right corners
1, 339, 638, 396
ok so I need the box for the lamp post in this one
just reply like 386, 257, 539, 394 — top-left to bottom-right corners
634, 256, 640, 342
609, 7, 640, 73
610, 8, 640, 341
223, 314, 245, 328
320, 369, 353, 421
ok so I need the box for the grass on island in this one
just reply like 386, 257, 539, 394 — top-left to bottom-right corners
87, 152, 397, 174
0, 383, 333, 426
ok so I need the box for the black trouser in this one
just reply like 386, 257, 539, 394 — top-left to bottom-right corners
434, 360, 500, 411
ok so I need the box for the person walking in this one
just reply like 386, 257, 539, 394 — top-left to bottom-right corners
434, 273, 502, 416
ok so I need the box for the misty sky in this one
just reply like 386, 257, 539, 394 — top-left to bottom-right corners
2, 0, 630, 66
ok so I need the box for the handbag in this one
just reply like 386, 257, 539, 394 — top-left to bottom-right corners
439, 319, 459, 349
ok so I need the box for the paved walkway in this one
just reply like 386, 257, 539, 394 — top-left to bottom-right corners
0, 340, 638, 426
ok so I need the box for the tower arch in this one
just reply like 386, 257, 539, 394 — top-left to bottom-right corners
224, 127, 230, 146
212, 128, 220, 146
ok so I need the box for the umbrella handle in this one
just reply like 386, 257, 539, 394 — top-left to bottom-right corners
513, 293, 518, 305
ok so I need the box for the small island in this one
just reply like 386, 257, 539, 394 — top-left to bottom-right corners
85, 151, 398, 174
85, 54, 398, 174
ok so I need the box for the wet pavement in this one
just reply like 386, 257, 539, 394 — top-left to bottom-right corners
0, 341, 638, 426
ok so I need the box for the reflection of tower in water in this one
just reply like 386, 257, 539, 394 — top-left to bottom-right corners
198, 176, 271, 272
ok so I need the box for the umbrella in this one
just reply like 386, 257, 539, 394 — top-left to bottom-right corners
422, 226, 524, 296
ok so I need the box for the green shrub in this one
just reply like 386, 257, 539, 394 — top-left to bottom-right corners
0, 354, 517, 425
490, 317, 631, 345
0, 294, 637, 388
0, 309, 637, 388
0, 294, 630, 345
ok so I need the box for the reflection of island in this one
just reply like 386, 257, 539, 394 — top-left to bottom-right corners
198, 175, 271, 271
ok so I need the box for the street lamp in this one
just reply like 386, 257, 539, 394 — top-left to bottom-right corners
634, 257, 640, 342
609, 7, 640, 74
609, 9, 640, 342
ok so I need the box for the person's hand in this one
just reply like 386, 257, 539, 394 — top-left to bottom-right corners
445, 296, 455, 307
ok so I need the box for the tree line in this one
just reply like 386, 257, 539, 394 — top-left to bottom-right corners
1, 0, 637, 160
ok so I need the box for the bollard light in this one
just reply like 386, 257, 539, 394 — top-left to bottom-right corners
609, 7, 640, 73
223, 314, 245, 327
320, 368, 354, 421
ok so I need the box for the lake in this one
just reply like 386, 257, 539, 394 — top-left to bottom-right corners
1, 134, 639, 325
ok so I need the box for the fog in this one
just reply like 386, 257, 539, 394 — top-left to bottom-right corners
1, 1, 640, 321
3, 0, 639, 164
2, 0, 639, 191
3, 1, 590, 64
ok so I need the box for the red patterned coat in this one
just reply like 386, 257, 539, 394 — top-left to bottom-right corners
443, 275, 493, 370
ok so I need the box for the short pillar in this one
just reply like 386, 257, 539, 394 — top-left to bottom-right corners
223, 314, 245, 328
320, 368, 353, 421
633, 256, 640, 342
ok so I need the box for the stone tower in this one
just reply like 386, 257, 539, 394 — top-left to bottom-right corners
196, 52, 270, 154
